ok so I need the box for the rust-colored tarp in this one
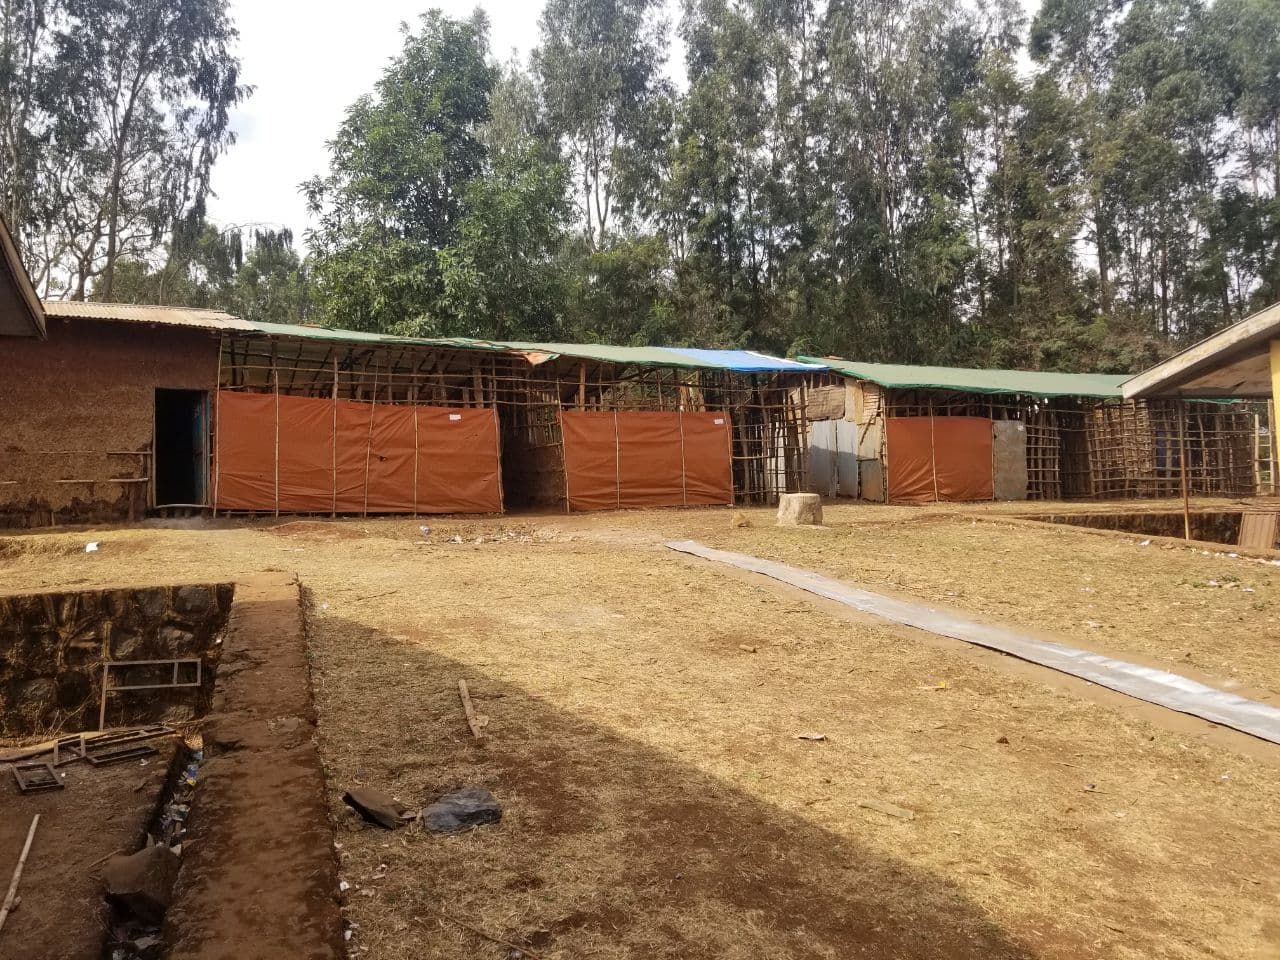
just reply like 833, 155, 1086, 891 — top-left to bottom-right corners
561, 411, 733, 511
886, 416, 994, 502
215, 391, 501, 513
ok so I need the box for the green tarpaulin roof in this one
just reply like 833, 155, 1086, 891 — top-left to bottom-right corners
800, 357, 1129, 398
43, 304, 820, 372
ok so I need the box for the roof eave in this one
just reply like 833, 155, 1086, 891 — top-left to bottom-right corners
0, 214, 45, 338
1122, 300, 1280, 399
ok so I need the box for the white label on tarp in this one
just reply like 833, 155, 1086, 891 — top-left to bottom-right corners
448, 414, 462, 420
713, 418, 724, 425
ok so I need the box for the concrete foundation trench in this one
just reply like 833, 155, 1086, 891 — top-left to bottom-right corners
0, 575, 342, 960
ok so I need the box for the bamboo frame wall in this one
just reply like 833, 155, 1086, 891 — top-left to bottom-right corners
218, 334, 522, 406
498, 358, 811, 508
216, 334, 521, 516
805, 372, 1265, 502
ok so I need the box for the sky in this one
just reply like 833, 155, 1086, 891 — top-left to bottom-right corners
207, 0, 687, 245
205, 0, 549, 243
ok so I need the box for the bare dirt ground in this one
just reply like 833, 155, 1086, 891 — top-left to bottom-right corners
0, 739, 178, 960
1, 501, 1278, 959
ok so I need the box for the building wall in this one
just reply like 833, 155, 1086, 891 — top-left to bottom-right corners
0, 317, 218, 528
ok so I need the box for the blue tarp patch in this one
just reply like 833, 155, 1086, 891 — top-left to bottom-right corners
657, 348, 826, 371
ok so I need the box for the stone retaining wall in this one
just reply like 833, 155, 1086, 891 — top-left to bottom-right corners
0, 582, 234, 735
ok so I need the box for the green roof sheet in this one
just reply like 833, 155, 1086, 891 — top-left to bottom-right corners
799, 357, 1128, 398
43, 302, 813, 371
227, 324, 816, 371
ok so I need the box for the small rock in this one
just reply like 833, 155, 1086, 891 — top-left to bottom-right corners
738, 644, 757, 654
776, 492, 823, 526
343, 787, 410, 829
102, 845, 181, 924
421, 786, 502, 833
996, 735, 1009, 745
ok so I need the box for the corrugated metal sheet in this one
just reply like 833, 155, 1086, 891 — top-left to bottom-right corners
43, 301, 252, 330
0, 213, 45, 338
39, 302, 821, 372
801, 356, 1128, 399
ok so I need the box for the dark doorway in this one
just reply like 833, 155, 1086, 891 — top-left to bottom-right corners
154, 389, 209, 506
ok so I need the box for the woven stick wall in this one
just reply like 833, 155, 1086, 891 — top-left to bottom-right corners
501, 360, 812, 508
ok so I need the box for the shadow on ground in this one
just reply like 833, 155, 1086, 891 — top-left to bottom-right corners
313, 616, 1044, 960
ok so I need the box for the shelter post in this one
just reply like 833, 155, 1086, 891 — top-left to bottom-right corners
1179, 400, 1190, 540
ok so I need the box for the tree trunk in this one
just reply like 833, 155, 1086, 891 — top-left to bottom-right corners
1095, 200, 1110, 315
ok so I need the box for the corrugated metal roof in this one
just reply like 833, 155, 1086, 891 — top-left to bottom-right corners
39, 305, 821, 371
0, 214, 45, 338
802, 356, 1128, 398
43, 300, 252, 329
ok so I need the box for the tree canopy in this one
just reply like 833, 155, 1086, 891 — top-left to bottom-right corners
4, 0, 1280, 372
0, 0, 247, 299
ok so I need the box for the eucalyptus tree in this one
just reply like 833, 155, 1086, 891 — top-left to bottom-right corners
534, 0, 673, 249
56, 0, 245, 299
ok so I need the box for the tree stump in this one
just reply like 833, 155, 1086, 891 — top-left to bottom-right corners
776, 492, 822, 526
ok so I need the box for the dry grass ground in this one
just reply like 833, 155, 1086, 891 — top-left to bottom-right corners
1, 503, 1278, 959
555, 498, 1280, 697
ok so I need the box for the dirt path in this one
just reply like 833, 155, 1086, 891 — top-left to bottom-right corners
163, 573, 343, 960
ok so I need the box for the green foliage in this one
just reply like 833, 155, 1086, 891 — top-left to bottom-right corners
0, 0, 248, 298
439, 143, 571, 340
303, 10, 496, 332
10, 0, 1277, 367
534, 0, 673, 248
102, 226, 311, 323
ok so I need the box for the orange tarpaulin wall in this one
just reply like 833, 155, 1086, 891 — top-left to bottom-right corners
561, 411, 733, 511
214, 391, 502, 513
886, 416, 994, 502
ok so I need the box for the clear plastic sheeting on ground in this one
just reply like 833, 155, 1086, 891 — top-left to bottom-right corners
665, 540, 1280, 746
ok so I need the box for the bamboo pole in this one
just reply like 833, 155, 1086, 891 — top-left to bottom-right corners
492, 406, 505, 513
1179, 400, 1191, 539
272, 342, 280, 517
1269, 399, 1278, 497
212, 335, 223, 516
331, 353, 339, 518
929, 409, 940, 502
557, 401, 571, 513
362, 362, 379, 518
0, 814, 39, 937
